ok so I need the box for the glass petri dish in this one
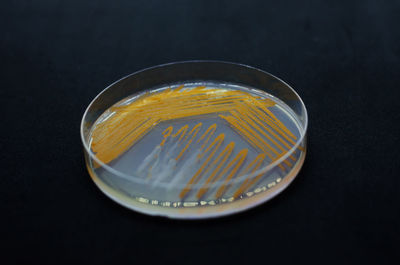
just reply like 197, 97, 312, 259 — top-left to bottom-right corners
80, 61, 308, 219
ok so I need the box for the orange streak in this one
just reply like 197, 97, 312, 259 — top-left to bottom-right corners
256, 103, 297, 140
233, 154, 265, 198
219, 114, 283, 168
230, 110, 281, 156
235, 104, 296, 162
179, 133, 225, 199
90, 84, 302, 176
172, 124, 189, 142
176, 123, 202, 161
196, 142, 235, 198
197, 123, 217, 150
215, 148, 248, 198
160, 126, 173, 146
94, 117, 159, 164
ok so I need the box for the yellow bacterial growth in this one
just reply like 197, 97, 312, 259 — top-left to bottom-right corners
90, 85, 302, 201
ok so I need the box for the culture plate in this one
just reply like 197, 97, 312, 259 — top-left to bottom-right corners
80, 61, 308, 219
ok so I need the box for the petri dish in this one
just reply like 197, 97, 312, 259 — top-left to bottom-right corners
80, 61, 308, 219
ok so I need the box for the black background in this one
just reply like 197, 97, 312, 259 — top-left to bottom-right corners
2, 0, 400, 264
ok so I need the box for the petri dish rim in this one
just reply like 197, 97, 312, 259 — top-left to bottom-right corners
80, 60, 308, 188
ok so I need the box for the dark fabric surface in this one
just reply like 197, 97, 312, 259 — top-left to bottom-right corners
1, 0, 399, 264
